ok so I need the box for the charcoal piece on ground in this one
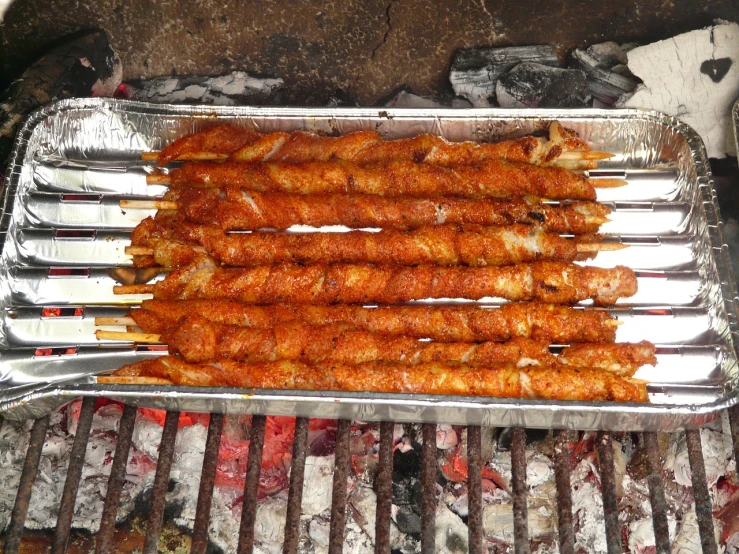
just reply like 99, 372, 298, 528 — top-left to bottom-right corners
569, 44, 639, 106
495, 62, 588, 108
124, 70, 283, 105
586, 41, 638, 71
0, 29, 121, 164
449, 45, 559, 107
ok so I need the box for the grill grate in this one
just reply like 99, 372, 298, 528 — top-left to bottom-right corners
1, 408, 738, 553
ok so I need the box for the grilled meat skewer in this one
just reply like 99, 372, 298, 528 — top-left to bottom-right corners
128, 218, 619, 269
128, 190, 611, 233
98, 314, 655, 375
111, 300, 621, 344
151, 121, 601, 169
108, 356, 648, 402
114, 261, 637, 306
153, 158, 600, 201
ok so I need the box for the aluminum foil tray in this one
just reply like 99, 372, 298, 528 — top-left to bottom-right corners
0, 98, 737, 431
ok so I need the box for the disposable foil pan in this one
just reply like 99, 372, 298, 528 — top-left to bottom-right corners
0, 97, 737, 430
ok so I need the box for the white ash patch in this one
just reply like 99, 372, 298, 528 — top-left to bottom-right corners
619, 21, 739, 158
664, 427, 734, 490
301, 456, 335, 516
0, 420, 33, 531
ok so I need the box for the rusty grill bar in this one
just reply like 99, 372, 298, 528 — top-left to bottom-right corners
1, 410, 738, 553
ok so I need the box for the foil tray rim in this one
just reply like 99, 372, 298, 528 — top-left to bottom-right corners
0, 97, 737, 430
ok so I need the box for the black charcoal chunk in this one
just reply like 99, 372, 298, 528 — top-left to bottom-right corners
0, 30, 121, 164
586, 41, 637, 69
570, 44, 639, 105
450, 45, 559, 107
495, 62, 588, 108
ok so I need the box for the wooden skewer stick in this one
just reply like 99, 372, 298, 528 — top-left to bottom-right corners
95, 316, 137, 326
114, 284, 155, 295
146, 174, 172, 185
142, 151, 228, 162
591, 178, 628, 188
576, 242, 627, 252
124, 242, 627, 258
95, 330, 162, 343
125, 245, 207, 256
97, 375, 174, 385
120, 199, 178, 210
558, 151, 615, 161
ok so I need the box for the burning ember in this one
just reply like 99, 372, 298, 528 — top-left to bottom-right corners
0, 401, 736, 553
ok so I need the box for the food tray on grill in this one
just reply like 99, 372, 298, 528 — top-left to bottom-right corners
0, 97, 736, 430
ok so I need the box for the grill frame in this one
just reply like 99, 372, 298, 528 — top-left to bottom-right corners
1, 408, 736, 553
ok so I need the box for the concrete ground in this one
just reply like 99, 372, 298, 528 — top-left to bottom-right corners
2, 0, 739, 105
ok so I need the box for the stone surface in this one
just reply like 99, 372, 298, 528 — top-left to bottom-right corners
2, 0, 739, 105
495, 62, 588, 108
619, 21, 739, 158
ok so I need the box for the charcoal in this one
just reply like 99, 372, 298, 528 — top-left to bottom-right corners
449, 45, 559, 107
124, 71, 283, 105
326, 88, 359, 107
495, 62, 588, 108
570, 47, 639, 105
395, 509, 422, 536
586, 41, 638, 69
0, 30, 121, 165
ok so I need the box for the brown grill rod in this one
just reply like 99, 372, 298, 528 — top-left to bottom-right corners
283, 417, 310, 554
374, 421, 395, 554
420, 423, 437, 554
729, 405, 739, 469
467, 426, 483, 554
51, 397, 97, 554
3, 415, 50, 554
685, 430, 719, 554
237, 415, 267, 554
553, 430, 575, 554
642, 432, 671, 554
511, 428, 530, 554
596, 432, 623, 554
191, 413, 225, 554
95, 405, 138, 554
143, 410, 180, 554
328, 419, 352, 554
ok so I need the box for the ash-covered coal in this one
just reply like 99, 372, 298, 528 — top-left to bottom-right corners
122, 71, 284, 106
569, 42, 639, 106
450, 45, 559, 107
0, 404, 736, 553
495, 63, 588, 109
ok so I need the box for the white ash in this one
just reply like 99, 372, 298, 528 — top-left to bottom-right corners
571, 458, 608, 554
301, 456, 335, 516
0, 403, 154, 533
482, 502, 554, 543
436, 424, 459, 450
0, 420, 33, 530
435, 502, 468, 553
619, 20, 739, 158
664, 427, 734, 489
126, 71, 283, 106
672, 507, 723, 554
627, 516, 677, 554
